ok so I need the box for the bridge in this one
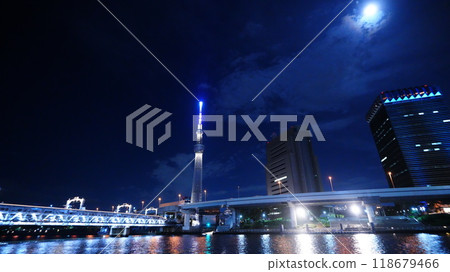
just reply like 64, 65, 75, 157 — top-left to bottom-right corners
178, 185, 450, 231
181, 186, 450, 209
0, 203, 165, 228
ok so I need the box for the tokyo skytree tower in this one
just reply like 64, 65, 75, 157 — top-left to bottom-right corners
190, 101, 204, 203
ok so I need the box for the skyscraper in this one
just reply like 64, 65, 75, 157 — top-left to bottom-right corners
265, 127, 323, 195
366, 85, 450, 187
191, 101, 204, 203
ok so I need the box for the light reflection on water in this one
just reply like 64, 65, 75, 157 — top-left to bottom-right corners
295, 234, 315, 254
261, 234, 271, 254
1, 233, 450, 254
353, 233, 382, 254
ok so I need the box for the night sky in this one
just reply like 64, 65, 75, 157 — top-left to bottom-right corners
1, 0, 450, 210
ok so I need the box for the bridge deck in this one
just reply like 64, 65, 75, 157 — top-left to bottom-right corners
181, 185, 450, 209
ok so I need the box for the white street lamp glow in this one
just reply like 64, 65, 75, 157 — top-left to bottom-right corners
350, 204, 362, 215
363, 3, 379, 17
296, 207, 308, 219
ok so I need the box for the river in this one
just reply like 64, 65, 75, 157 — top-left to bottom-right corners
1, 233, 450, 254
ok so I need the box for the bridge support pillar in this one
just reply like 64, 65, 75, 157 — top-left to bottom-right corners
288, 202, 298, 228
228, 208, 236, 229
235, 209, 241, 228
182, 211, 191, 231
109, 226, 130, 236
364, 204, 376, 232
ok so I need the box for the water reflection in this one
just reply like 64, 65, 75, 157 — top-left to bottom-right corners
417, 233, 447, 254
0, 233, 450, 254
324, 234, 337, 254
237, 234, 247, 254
260, 234, 271, 254
353, 234, 382, 254
204, 234, 212, 254
295, 234, 315, 254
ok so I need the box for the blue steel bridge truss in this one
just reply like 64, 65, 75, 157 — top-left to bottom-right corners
0, 203, 165, 227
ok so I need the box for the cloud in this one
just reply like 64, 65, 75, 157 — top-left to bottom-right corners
149, 152, 239, 198
320, 116, 358, 132
210, 7, 393, 116
150, 153, 194, 196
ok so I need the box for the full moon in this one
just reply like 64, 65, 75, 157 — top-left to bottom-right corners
363, 3, 379, 17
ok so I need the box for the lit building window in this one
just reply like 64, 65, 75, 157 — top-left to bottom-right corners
443, 119, 450, 123
423, 149, 430, 152
403, 114, 408, 117
431, 142, 442, 145
381, 156, 387, 162
418, 112, 424, 115
415, 144, 421, 147
433, 111, 439, 113
434, 148, 440, 151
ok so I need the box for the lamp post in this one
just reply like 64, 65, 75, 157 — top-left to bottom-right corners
388, 172, 395, 188
328, 176, 334, 191
141, 200, 144, 210
237, 186, 240, 198
111, 206, 114, 212
204, 189, 207, 201
158, 197, 162, 207
178, 194, 182, 202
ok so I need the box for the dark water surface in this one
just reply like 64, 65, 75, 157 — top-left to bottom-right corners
1, 233, 450, 254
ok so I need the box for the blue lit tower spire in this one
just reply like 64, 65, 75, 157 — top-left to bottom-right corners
191, 101, 204, 203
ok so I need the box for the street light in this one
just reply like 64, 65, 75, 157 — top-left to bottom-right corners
350, 204, 362, 216
178, 194, 181, 202
204, 189, 207, 201
388, 172, 395, 188
237, 185, 240, 198
158, 197, 162, 207
296, 206, 308, 219
141, 200, 144, 210
328, 176, 334, 191
278, 181, 281, 195
96, 208, 99, 211
111, 206, 114, 211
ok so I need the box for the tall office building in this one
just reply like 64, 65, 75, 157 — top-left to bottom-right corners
265, 127, 323, 195
366, 85, 450, 187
